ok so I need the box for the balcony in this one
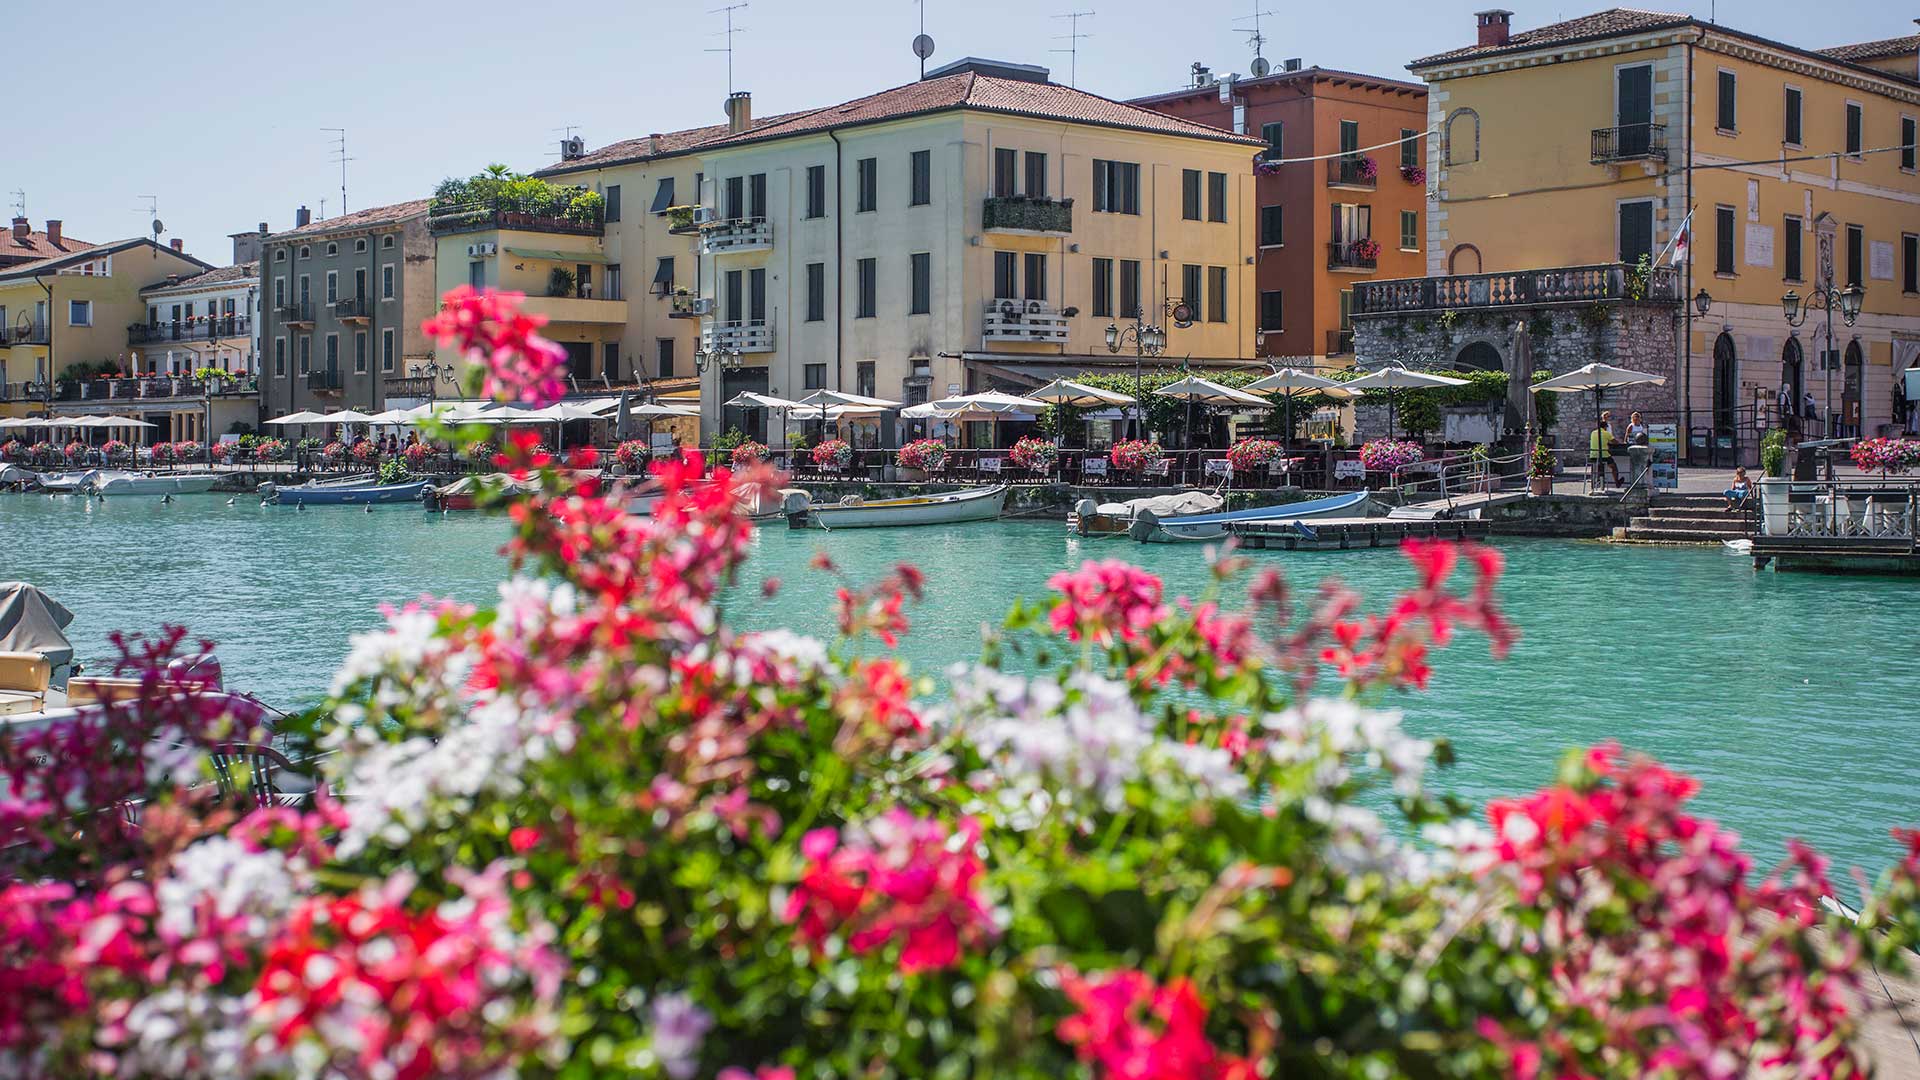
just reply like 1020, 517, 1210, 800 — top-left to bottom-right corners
2, 321, 50, 347
280, 301, 315, 326
332, 296, 372, 323
700, 216, 773, 255
130, 317, 252, 345
700, 319, 776, 354
1354, 262, 1682, 314
1590, 124, 1668, 165
983, 299, 1071, 345
519, 294, 627, 325
1327, 241, 1379, 272
1326, 329, 1354, 356
59, 374, 258, 402
1327, 156, 1378, 190
383, 375, 435, 398
306, 370, 343, 392
668, 292, 711, 320
982, 196, 1074, 234
428, 205, 603, 238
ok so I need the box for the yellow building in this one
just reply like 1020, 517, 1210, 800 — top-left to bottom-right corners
0, 234, 216, 438
1410, 10, 1920, 446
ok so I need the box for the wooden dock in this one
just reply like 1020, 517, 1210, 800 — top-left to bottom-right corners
1225, 516, 1492, 551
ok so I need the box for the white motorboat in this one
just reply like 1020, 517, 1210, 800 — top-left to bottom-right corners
86, 470, 221, 496
32, 470, 95, 492
786, 485, 1007, 529
1070, 490, 1225, 538
1131, 489, 1374, 543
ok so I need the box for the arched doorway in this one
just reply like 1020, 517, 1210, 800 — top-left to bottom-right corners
1841, 340, 1864, 437
1448, 244, 1482, 275
1454, 340, 1502, 372
1712, 332, 1738, 438
1780, 337, 1804, 409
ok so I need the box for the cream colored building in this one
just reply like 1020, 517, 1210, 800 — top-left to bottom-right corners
1409, 10, 1920, 443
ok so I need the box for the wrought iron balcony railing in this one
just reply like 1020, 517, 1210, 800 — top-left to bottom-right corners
1353, 262, 1682, 314
982, 196, 1074, 233
1590, 123, 1668, 164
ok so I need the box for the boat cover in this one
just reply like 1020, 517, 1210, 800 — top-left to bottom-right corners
1158, 489, 1371, 527
1095, 491, 1223, 518
0, 583, 75, 669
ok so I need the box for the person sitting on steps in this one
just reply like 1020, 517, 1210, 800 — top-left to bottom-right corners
1723, 466, 1754, 513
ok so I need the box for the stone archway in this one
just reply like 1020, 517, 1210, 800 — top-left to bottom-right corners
1454, 339, 1503, 372
1712, 332, 1738, 436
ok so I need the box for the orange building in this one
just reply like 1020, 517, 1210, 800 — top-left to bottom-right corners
1134, 62, 1428, 368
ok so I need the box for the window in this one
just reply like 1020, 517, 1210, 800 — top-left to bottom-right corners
909, 252, 930, 314
326, 242, 338, 256
274, 337, 286, 376
353, 331, 368, 373
1181, 169, 1202, 220
1025, 151, 1047, 199
856, 157, 877, 212
1845, 103, 1863, 155
1904, 117, 1917, 171
1261, 121, 1284, 157
1119, 260, 1142, 318
353, 267, 367, 300
723, 176, 745, 219
748, 173, 766, 219
657, 339, 675, 379
994, 148, 1017, 197
1092, 160, 1140, 214
856, 361, 876, 399
806, 262, 825, 321
1024, 252, 1047, 302
354, 238, 367, 253
298, 245, 310, 259
469, 261, 485, 289
993, 251, 1016, 299
748, 267, 766, 323
275, 249, 287, 263
605, 184, 621, 222
1715, 205, 1736, 275
1206, 172, 1227, 223
1206, 266, 1227, 323
606, 264, 622, 302
381, 328, 394, 372
382, 235, 395, 249
381, 264, 394, 300
805, 165, 826, 218
326, 270, 338, 304
1617, 200, 1653, 265
274, 278, 286, 307
603, 343, 620, 382
1340, 119, 1359, 157
1716, 69, 1736, 131
298, 274, 311, 303
649, 178, 676, 216
1443, 108, 1480, 165
298, 335, 311, 375
803, 363, 826, 390
325, 334, 338, 373
1400, 210, 1419, 251
1401, 129, 1419, 170
1181, 264, 1202, 313
1784, 215, 1804, 281
1845, 224, 1863, 288
1904, 233, 1918, 294
1091, 258, 1113, 318
1259, 290, 1283, 332
856, 257, 876, 317
67, 299, 90, 326
1784, 87, 1803, 145
1260, 205, 1283, 246
910, 150, 931, 206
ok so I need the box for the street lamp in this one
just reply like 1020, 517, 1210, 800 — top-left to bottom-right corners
692, 344, 743, 376
1104, 317, 1168, 440
1693, 288, 1713, 317
1782, 282, 1864, 438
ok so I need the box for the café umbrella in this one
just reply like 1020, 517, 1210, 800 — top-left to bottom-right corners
1530, 363, 1667, 490
1025, 378, 1136, 446
795, 389, 901, 442
1153, 375, 1268, 449
1245, 368, 1351, 459
927, 390, 1048, 449
1343, 364, 1469, 440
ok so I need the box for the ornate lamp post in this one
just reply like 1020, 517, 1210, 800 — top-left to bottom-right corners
1104, 318, 1167, 440
1781, 282, 1864, 438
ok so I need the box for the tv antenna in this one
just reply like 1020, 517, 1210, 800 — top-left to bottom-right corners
134, 195, 160, 240
1051, 11, 1095, 87
323, 128, 353, 214
8, 190, 23, 219
707, 3, 749, 96
1233, 5, 1278, 67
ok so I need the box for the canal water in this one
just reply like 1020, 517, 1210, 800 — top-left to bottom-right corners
4, 491, 1915, 880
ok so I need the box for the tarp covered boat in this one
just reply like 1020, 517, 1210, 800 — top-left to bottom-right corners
1131, 489, 1373, 543
1070, 490, 1225, 537
786, 485, 1006, 529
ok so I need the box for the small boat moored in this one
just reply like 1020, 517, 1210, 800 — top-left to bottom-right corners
1130, 489, 1373, 543
1070, 490, 1225, 537
88, 471, 221, 496
268, 480, 432, 506
786, 485, 1007, 529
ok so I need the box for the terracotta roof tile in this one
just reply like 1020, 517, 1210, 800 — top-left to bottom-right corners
1820, 35, 1920, 63
140, 262, 260, 296
0, 228, 96, 265
533, 113, 812, 177
1411, 8, 1691, 67
704, 72, 1260, 148
268, 198, 431, 241
0, 238, 211, 282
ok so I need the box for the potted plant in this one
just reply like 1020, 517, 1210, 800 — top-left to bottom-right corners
1226, 437, 1282, 475
613, 440, 650, 474
730, 441, 769, 469
350, 441, 381, 465
1109, 438, 1162, 474
1401, 164, 1426, 185
468, 440, 498, 466
149, 441, 176, 466
403, 443, 436, 469
1357, 155, 1378, 180
1352, 237, 1382, 263
1358, 438, 1424, 474
0, 439, 21, 462
895, 439, 947, 480
1009, 436, 1059, 474
1760, 429, 1788, 479
100, 440, 129, 463
811, 438, 853, 471
1528, 441, 1556, 496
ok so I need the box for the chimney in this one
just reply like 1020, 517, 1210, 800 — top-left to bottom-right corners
258, 221, 268, 235
10, 217, 26, 241
169, 238, 184, 252
1283, 57, 1303, 73
648, 132, 663, 155
724, 91, 752, 134
294, 205, 311, 228
1476, 9, 1513, 47
45, 220, 61, 245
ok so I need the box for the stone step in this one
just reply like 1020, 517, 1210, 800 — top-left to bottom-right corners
1629, 515, 1749, 534
1650, 495, 1735, 509
1622, 526, 1749, 544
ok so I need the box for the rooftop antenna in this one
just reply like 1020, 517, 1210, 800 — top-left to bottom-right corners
8, 190, 23, 218
319, 197, 328, 220
1233, 4, 1278, 70
707, 2, 749, 96
134, 195, 160, 240
322, 128, 353, 214
1051, 11, 1095, 87
912, 0, 937, 78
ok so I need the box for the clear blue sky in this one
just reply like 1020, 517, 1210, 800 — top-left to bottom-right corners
7, 0, 1903, 264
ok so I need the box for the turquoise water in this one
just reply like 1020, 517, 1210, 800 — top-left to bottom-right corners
4, 491, 1916, 880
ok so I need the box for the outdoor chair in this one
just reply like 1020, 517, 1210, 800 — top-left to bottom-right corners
0, 651, 51, 718
979, 457, 1004, 482
207, 743, 314, 809
1081, 457, 1109, 486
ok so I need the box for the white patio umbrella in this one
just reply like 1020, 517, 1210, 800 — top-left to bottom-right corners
1154, 375, 1269, 449
1531, 363, 1667, 491
794, 389, 901, 443
1245, 368, 1352, 457
724, 391, 808, 411
899, 402, 960, 419
1344, 364, 1469, 440
926, 391, 1048, 449
1026, 378, 1136, 408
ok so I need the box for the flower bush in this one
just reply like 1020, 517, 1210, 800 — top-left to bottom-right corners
252, 439, 287, 464
896, 438, 947, 471
1352, 236, 1382, 262
1356, 154, 1378, 179
811, 438, 853, 469
209, 442, 231, 463
402, 442, 436, 468
1359, 437, 1425, 472
1850, 436, 1920, 475
320, 441, 346, 464
101, 440, 130, 462
1225, 437, 1282, 471
149, 441, 176, 464
1109, 438, 1163, 472
467, 440, 497, 465
614, 439, 650, 471
0, 439, 21, 461
376, 459, 412, 485
6, 287, 1918, 1080
1401, 163, 1427, 185
1009, 436, 1058, 472
173, 441, 203, 463
63, 440, 87, 463
349, 440, 380, 464
731, 441, 769, 468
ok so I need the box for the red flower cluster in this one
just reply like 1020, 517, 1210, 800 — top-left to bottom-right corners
832, 563, 923, 648
785, 811, 995, 974
1319, 539, 1512, 690
420, 286, 569, 407
1047, 559, 1169, 647
0, 880, 154, 1057
1056, 969, 1249, 1080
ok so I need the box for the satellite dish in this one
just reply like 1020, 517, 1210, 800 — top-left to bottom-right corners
151, 219, 165, 236
912, 33, 936, 60
1250, 56, 1272, 77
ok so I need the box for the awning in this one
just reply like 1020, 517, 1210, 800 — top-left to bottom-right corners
652, 259, 675, 285
505, 247, 612, 265
649, 177, 676, 214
